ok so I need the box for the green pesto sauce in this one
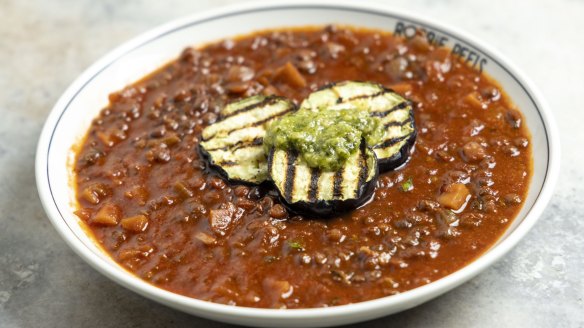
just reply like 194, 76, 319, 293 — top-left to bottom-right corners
264, 108, 384, 171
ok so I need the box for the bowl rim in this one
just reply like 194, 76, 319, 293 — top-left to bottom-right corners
35, 0, 560, 321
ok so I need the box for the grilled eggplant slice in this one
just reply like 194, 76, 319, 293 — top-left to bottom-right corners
300, 81, 416, 171
268, 141, 378, 216
200, 95, 296, 184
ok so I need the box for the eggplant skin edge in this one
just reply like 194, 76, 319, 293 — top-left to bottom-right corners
197, 141, 268, 186
278, 176, 378, 217
266, 147, 379, 218
377, 104, 417, 172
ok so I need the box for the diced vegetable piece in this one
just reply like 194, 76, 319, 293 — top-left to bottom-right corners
209, 208, 232, 234
74, 209, 91, 221
174, 181, 194, 199
120, 215, 149, 232
437, 183, 470, 210
92, 204, 121, 226
262, 278, 293, 300
81, 183, 109, 204
208, 203, 242, 236
200, 95, 296, 184
273, 62, 306, 88
195, 232, 217, 245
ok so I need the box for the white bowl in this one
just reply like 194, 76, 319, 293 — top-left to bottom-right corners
35, 1, 560, 327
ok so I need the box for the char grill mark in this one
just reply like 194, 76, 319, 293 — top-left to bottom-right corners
284, 151, 298, 201
221, 96, 279, 119
308, 168, 320, 202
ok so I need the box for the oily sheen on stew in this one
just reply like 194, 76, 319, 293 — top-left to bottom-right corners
74, 26, 532, 308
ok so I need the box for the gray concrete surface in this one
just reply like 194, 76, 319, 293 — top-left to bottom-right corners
0, 0, 582, 327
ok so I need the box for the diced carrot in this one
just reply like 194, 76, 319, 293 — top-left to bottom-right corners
81, 183, 109, 204
174, 181, 194, 199
81, 188, 100, 204
272, 62, 306, 88
74, 209, 91, 221
437, 183, 470, 210
263, 278, 293, 300
209, 208, 232, 235
92, 204, 121, 226
120, 214, 149, 232
194, 232, 216, 245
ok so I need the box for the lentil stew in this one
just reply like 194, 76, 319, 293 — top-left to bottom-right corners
73, 26, 532, 308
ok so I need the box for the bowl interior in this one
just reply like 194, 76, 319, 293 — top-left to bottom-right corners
38, 3, 551, 327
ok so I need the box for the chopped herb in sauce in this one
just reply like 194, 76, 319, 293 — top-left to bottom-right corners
401, 177, 414, 192
287, 240, 305, 250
